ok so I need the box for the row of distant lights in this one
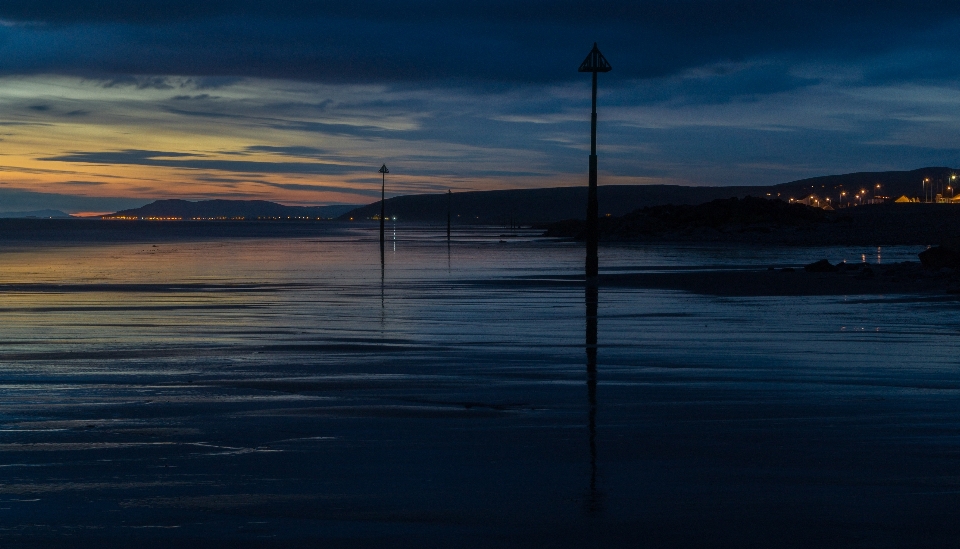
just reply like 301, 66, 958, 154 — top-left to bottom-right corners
785, 183, 889, 205
787, 175, 960, 203
922, 175, 957, 200
102, 216, 336, 221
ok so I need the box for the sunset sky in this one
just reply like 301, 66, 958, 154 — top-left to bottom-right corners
2, 1, 960, 213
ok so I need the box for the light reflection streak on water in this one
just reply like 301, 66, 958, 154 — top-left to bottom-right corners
0, 228, 952, 375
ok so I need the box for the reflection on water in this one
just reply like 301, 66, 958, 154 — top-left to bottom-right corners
380, 249, 386, 323
585, 284, 601, 514
0, 224, 957, 546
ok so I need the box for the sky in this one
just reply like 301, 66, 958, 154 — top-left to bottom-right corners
2, 1, 960, 213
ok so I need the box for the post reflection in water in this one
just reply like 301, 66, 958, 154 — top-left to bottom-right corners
380, 236, 385, 323
585, 283, 602, 513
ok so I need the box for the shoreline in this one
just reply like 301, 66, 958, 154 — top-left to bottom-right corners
492, 261, 960, 297
599, 264, 959, 296
543, 203, 960, 247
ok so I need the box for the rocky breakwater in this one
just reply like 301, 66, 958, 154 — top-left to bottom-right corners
801, 253, 960, 294
918, 238, 960, 271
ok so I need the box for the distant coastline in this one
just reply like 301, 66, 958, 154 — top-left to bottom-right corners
103, 199, 359, 221
0, 209, 73, 219
54, 167, 957, 226
543, 200, 960, 247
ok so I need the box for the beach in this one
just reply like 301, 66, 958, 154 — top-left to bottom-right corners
0, 224, 958, 547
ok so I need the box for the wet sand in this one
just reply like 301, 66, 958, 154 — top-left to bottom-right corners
493, 261, 959, 297
600, 263, 958, 296
1, 231, 959, 547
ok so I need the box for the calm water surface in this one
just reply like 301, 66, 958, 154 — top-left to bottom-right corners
0, 224, 957, 548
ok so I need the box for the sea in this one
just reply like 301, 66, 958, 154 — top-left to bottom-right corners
0, 221, 957, 548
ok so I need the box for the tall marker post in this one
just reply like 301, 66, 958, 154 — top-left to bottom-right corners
379, 164, 389, 250
580, 42, 610, 512
578, 43, 611, 286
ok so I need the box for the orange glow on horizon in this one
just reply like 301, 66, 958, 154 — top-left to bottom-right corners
0, 75, 665, 212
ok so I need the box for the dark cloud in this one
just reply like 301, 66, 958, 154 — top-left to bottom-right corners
185, 173, 383, 198
41, 149, 361, 176
2, 1, 956, 27
161, 107, 234, 118
1, 1, 958, 87
255, 181, 382, 197
246, 146, 330, 158
0, 121, 54, 127
99, 76, 177, 89
194, 176, 271, 184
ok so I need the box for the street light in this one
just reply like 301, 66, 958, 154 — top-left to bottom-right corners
924, 178, 930, 203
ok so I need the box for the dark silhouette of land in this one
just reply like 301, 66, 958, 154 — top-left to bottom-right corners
107, 199, 358, 220
340, 184, 766, 224
89, 167, 959, 225
339, 167, 959, 224
545, 199, 960, 246
545, 196, 828, 239
0, 209, 73, 219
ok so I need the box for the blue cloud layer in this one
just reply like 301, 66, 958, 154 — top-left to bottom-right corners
2, 1, 959, 86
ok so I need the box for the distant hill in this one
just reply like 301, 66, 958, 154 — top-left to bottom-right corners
0, 209, 73, 219
339, 167, 959, 224
339, 185, 764, 225
771, 167, 957, 203
106, 200, 359, 220
100, 168, 959, 224
544, 197, 830, 240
